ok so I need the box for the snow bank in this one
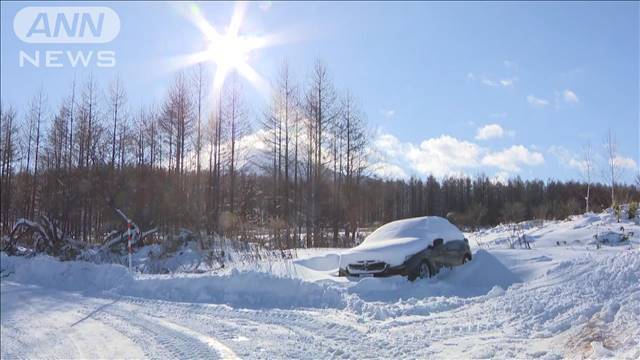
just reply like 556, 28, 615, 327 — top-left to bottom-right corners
293, 253, 340, 271
436, 249, 520, 288
127, 270, 345, 309
0, 254, 132, 293
0, 253, 345, 310
1, 248, 518, 312
474, 209, 640, 249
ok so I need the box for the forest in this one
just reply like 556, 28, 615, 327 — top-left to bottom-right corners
1, 61, 638, 250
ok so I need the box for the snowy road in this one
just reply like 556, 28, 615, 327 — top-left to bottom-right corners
2, 245, 639, 359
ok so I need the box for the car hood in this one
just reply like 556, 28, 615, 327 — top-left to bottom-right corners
339, 237, 429, 268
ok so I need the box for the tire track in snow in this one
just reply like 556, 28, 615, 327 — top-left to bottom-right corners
109, 295, 381, 358
99, 296, 239, 358
87, 303, 218, 359
149, 315, 239, 360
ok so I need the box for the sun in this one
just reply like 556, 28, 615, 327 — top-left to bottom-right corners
172, 2, 283, 103
207, 34, 250, 73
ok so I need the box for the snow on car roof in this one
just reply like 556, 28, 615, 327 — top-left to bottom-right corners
363, 216, 463, 245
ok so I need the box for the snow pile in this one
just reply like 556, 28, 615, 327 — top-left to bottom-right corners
436, 249, 520, 288
341, 250, 520, 319
0, 247, 519, 313
0, 254, 132, 294
340, 216, 464, 267
0, 252, 345, 310
127, 270, 345, 309
473, 209, 639, 249
495, 250, 640, 353
294, 253, 341, 272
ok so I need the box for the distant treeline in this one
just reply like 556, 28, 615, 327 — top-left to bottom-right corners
1, 61, 638, 249
362, 176, 638, 231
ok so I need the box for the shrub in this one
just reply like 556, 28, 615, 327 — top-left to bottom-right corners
613, 203, 621, 222
629, 202, 638, 219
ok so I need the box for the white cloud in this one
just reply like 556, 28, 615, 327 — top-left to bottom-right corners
481, 79, 497, 87
406, 135, 482, 177
548, 146, 636, 176
371, 132, 544, 179
476, 123, 505, 140
611, 156, 638, 170
381, 109, 395, 119
481, 145, 544, 172
482, 77, 516, 88
499, 79, 515, 87
370, 162, 408, 179
527, 95, 549, 108
374, 133, 404, 158
492, 171, 510, 184
562, 89, 579, 104
549, 145, 588, 172
468, 72, 516, 88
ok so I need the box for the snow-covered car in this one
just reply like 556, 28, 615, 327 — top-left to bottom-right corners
338, 216, 471, 280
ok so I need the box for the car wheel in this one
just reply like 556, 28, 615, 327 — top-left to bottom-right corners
408, 259, 433, 281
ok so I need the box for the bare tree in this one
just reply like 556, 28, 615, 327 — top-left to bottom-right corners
75, 75, 101, 241
67, 78, 76, 169
304, 60, 339, 246
583, 141, 593, 213
1, 103, 19, 231
48, 102, 70, 172
603, 129, 622, 207
161, 73, 193, 176
203, 93, 226, 234
192, 64, 207, 177
340, 92, 368, 242
76, 75, 100, 169
224, 75, 249, 215
108, 75, 126, 169
261, 62, 299, 246
26, 89, 47, 219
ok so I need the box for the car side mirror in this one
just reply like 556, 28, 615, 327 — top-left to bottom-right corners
433, 238, 443, 247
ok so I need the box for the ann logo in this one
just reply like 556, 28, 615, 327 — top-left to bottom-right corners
14, 7, 120, 44
27, 12, 105, 38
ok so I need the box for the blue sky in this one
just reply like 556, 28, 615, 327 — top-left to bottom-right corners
1, 1, 638, 183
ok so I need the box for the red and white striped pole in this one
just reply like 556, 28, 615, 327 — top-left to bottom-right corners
127, 220, 132, 272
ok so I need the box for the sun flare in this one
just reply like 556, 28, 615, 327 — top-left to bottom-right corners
172, 2, 283, 103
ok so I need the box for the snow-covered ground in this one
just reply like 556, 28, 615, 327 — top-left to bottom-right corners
2, 210, 639, 359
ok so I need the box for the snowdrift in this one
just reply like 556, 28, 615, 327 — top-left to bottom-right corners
293, 253, 341, 271
0, 253, 344, 310
1, 247, 519, 313
1, 254, 132, 293
473, 209, 639, 249
437, 249, 520, 288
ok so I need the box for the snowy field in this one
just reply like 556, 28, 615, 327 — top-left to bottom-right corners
1, 210, 639, 359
